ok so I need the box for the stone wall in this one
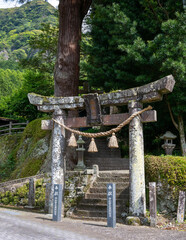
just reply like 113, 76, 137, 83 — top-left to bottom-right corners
0, 174, 46, 192
0, 169, 96, 214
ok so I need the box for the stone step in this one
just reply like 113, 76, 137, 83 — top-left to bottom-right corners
86, 159, 128, 163
77, 203, 127, 212
95, 166, 129, 171
98, 171, 129, 178
96, 176, 129, 183
73, 209, 123, 218
86, 158, 128, 166
71, 214, 124, 223
86, 157, 129, 162
71, 215, 107, 222
85, 192, 129, 200
80, 198, 128, 205
89, 186, 129, 194
84, 139, 121, 158
92, 182, 129, 188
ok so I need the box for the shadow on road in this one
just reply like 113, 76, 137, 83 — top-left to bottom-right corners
83, 223, 107, 228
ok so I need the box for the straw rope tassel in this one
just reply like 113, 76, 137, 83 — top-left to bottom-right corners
108, 133, 119, 148
68, 133, 77, 147
88, 138, 98, 152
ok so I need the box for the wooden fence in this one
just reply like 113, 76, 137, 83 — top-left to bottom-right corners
0, 121, 28, 136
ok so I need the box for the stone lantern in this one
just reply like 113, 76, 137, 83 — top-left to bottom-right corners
75, 135, 86, 170
160, 131, 177, 155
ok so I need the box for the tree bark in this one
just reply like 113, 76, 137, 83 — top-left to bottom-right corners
178, 115, 186, 157
166, 98, 186, 156
54, 0, 92, 97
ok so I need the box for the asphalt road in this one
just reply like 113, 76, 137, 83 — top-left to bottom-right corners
0, 208, 185, 240
0, 211, 97, 240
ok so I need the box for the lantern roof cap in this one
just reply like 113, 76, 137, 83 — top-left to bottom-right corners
77, 135, 85, 144
160, 131, 177, 140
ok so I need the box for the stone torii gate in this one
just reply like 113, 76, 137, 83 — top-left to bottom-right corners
28, 75, 175, 217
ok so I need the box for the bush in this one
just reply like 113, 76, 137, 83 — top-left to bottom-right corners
13, 196, 19, 205
2, 197, 9, 205
16, 185, 29, 198
145, 155, 186, 190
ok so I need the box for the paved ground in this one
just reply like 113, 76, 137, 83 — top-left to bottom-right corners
0, 207, 185, 240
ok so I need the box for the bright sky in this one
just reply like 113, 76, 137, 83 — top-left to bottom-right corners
0, 0, 59, 9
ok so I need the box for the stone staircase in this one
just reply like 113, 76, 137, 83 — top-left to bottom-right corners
72, 171, 129, 222
85, 158, 129, 171
84, 138, 129, 170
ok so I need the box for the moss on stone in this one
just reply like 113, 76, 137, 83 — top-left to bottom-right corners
126, 216, 141, 226
2, 118, 52, 180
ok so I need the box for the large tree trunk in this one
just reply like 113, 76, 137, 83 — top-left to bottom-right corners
178, 115, 186, 157
54, 0, 92, 97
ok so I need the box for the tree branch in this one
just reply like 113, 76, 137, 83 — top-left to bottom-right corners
157, 0, 169, 20
165, 96, 178, 130
81, 0, 92, 21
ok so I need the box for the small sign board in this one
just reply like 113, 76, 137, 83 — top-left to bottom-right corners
53, 184, 62, 222
107, 183, 116, 228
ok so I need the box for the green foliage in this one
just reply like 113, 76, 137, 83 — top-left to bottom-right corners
16, 184, 29, 198
83, 2, 148, 91
0, 179, 45, 208
0, 153, 17, 181
0, 118, 50, 181
13, 196, 20, 205
0, 0, 57, 121
22, 23, 58, 73
35, 183, 45, 208
84, 0, 183, 92
145, 155, 186, 190
149, 12, 186, 116
10, 118, 50, 179
0, 70, 53, 120
19, 156, 46, 178
1, 197, 9, 205
0, 0, 57, 55
0, 69, 24, 100
83, 0, 185, 154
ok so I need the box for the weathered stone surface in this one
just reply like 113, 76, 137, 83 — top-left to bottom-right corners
99, 75, 175, 106
126, 216, 141, 226
177, 191, 186, 223
156, 180, 179, 214
28, 93, 84, 111
28, 178, 35, 207
128, 101, 146, 216
49, 108, 66, 216
28, 75, 175, 111
149, 182, 157, 227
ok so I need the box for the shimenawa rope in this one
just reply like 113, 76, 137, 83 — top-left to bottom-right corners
52, 105, 152, 138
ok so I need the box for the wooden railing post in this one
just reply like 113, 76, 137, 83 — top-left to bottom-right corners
9, 121, 12, 135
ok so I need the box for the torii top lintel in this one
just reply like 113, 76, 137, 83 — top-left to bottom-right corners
28, 75, 175, 112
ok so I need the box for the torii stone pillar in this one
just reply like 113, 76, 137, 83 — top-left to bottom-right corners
128, 101, 146, 216
48, 107, 66, 216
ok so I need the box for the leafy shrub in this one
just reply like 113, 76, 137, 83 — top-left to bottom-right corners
16, 185, 29, 198
2, 197, 9, 205
13, 196, 19, 205
145, 155, 186, 190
